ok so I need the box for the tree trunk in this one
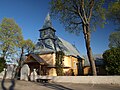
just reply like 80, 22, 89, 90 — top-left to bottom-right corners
15, 47, 24, 79
82, 23, 97, 76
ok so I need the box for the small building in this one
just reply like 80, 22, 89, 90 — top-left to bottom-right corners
83, 54, 106, 75
24, 13, 83, 76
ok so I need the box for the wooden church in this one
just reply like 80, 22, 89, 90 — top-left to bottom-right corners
24, 13, 83, 76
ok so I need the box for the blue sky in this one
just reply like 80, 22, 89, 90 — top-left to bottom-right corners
0, 0, 116, 56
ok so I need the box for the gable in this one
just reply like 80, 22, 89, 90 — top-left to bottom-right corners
24, 54, 47, 65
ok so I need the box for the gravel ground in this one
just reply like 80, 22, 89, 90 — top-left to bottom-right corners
0, 79, 120, 90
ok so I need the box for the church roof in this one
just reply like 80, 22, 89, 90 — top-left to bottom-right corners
34, 36, 80, 57
58, 37, 80, 56
25, 54, 47, 65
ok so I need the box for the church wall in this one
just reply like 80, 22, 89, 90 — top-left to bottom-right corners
39, 53, 57, 76
39, 53, 53, 66
63, 56, 72, 67
41, 54, 79, 76
71, 56, 78, 75
52, 53, 56, 66
48, 53, 57, 76
25, 54, 79, 76
63, 56, 78, 76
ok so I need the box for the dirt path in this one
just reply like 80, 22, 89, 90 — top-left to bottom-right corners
0, 79, 53, 90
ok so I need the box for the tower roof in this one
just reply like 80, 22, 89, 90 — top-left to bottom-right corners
42, 13, 53, 29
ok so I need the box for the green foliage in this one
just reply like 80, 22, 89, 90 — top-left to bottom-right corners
55, 51, 64, 76
24, 39, 35, 54
16, 38, 35, 55
92, 0, 106, 28
0, 18, 35, 79
16, 39, 35, 66
49, 0, 106, 34
103, 48, 120, 75
107, 0, 120, 25
0, 57, 6, 72
109, 31, 120, 48
0, 18, 23, 59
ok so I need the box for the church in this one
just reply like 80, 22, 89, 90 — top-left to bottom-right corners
24, 13, 83, 76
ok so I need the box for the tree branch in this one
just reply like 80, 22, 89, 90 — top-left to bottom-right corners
78, 8, 86, 23
80, 0, 88, 24
88, 0, 94, 22
70, 21, 82, 25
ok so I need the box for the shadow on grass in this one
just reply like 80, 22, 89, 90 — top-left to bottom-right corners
35, 82, 73, 90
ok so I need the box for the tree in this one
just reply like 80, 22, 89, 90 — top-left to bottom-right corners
55, 51, 64, 76
109, 31, 120, 48
15, 39, 35, 79
0, 18, 23, 79
0, 57, 6, 73
24, 39, 35, 54
103, 48, 120, 75
16, 38, 35, 69
0, 18, 23, 60
49, 0, 106, 75
107, 0, 120, 26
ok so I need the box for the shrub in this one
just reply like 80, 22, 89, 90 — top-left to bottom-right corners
103, 48, 120, 75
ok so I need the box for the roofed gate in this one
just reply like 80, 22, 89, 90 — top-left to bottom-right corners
24, 54, 48, 76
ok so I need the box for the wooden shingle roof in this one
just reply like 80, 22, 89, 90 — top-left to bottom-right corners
25, 54, 48, 65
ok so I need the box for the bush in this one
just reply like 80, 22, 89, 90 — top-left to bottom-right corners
103, 48, 120, 75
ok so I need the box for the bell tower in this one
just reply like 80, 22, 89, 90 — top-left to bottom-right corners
39, 13, 56, 40
38, 13, 56, 49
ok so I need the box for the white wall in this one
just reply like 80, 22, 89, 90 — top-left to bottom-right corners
38, 76, 120, 85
